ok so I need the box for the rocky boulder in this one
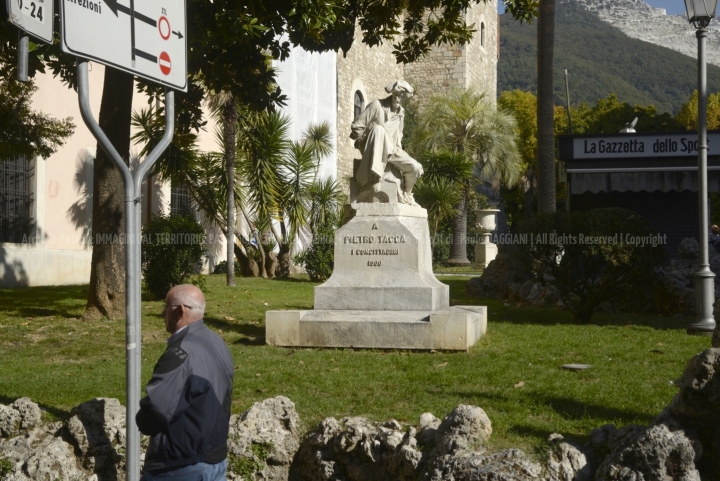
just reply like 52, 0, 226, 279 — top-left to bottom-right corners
290, 404, 542, 481
466, 245, 533, 299
227, 396, 301, 481
545, 433, 592, 481
65, 398, 127, 478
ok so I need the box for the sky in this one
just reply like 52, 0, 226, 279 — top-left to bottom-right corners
497, 0, 687, 16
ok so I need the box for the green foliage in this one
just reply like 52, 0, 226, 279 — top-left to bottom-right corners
213, 261, 241, 274
292, 250, 308, 268
413, 88, 523, 187
0, 76, 74, 160
414, 176, 461, 238
189, 274, 208, 294
571, 94, 681, 134
141, 214, 207, 299
307, 178, 346, 234
498, 2, 720, 114
304, 226, 335, 282
411, 88, 522, 264
675, 90, 720, 130
515, 208, 665, 323
0, 457, 12, 479
228, 442, 273, 479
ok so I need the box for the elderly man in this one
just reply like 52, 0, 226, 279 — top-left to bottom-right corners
351, 80, 423, 205
137, 284, 234, 480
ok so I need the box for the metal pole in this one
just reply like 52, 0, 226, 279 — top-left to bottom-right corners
689, 27, 716, 335
18, 31, 29, 82
564, 69, 572, 135
77, 59, 175, 478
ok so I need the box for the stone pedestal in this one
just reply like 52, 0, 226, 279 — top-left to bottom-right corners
474, 242, 498, 269
473, 209, 500, 268
266, 203, 486, 351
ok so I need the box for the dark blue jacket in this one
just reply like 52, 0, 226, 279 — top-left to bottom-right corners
137, 319, 234, 472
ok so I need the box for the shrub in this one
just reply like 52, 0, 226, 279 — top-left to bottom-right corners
292, 249, 308, 268
141, 214, 206, 299
212, 260, 240, 274
516, 208, 665, 323
304, 226, 335, 282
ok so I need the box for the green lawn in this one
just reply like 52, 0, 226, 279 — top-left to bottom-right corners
0, 275, 709, 458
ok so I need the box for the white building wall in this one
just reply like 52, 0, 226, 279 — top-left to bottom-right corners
2, 63, 145, 287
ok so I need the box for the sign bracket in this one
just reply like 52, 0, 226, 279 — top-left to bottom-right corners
76, 58, 174, 481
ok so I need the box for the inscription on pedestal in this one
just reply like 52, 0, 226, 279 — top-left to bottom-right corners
343, 229, 408, 267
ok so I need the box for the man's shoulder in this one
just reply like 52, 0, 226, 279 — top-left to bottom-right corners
154, 343, 189, 374
186, 321, 233, 358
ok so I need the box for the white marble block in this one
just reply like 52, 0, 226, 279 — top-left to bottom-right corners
266, 202, 487, 351
314, 203, 449, 311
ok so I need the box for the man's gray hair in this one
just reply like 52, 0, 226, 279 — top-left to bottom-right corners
170, 285, 206, 318
185, 299, 206, 317
385, 80, 414, 96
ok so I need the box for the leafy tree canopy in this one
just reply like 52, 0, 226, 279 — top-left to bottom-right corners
0, 76, 74, 160
571, 93, 681, 134
675, 90, 720, 131
1, 0, 537, 135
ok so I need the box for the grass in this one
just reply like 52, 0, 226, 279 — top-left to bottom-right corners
0, 275, 710, 459
433, 265, 484, 276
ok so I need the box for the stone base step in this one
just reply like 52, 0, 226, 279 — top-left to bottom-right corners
265, 306, 486, 351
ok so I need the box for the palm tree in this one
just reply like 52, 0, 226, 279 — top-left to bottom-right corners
413, 88, 522, 265
413, 176, 461, 240
306, 177, 346, 233
537, 0, 556, 213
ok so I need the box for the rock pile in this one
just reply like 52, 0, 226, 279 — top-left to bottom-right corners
5, 351, 720, 481
290, 404, 542, 481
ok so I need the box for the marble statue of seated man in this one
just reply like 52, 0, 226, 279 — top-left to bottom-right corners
350, 80, 424, 206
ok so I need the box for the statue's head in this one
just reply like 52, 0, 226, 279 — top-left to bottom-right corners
385, 80, 414, 104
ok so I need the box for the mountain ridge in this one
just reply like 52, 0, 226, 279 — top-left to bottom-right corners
497, 1, 720, 113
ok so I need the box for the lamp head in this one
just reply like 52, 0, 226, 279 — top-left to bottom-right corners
686, 0, 718, 28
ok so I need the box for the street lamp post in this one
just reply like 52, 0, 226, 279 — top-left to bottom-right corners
685, 0, 718, 335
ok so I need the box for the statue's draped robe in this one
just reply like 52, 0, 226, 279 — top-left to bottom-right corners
351, 97, 420, 187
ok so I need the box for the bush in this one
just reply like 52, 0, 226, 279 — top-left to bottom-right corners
213, 260, 240, 274
141, 214, 206, 299
516, 208, 665, 323
304, 226, 335, 282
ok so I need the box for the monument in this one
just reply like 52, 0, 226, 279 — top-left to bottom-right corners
266, 81, 486, 351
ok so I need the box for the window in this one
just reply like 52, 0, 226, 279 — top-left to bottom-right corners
354, 91, 365, 119
481, 22, 485, 47
0, 156, 34, 243
170, 180, 193, 217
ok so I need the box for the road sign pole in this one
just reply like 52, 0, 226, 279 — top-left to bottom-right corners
17, 30, 28, 82
76, 58, 174, 480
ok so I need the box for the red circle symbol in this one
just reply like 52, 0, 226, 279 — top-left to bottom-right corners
159, 52, 171, 75
158, 16, 171, 40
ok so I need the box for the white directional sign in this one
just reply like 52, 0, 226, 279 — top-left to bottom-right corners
61, 0, 187, 91
6, 0, 54, 43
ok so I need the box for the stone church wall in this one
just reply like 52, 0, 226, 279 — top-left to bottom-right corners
336, 27, 404, 187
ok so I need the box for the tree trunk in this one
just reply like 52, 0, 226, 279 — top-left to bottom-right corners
277, 244, 291, 278
447, 187, 471, 266
234, 242, 250, 276
524, 166, 535, 219
537, 0, 556, 214
84, 68, 134, 320
223, 99, 237, 286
